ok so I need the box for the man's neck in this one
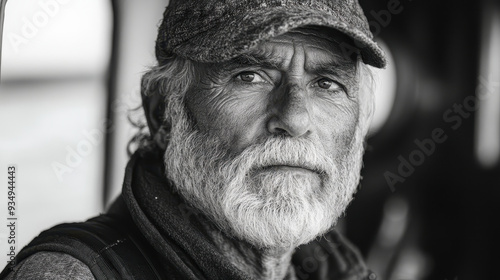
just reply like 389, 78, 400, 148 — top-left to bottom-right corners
200, 218, 296, 280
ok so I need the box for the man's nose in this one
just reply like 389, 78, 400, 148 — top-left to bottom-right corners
267, 84, 311, 137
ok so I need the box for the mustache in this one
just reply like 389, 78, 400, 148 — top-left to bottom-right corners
227, 136, 336, 178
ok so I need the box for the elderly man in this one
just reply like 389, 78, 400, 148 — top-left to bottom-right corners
1, 0, 386, 279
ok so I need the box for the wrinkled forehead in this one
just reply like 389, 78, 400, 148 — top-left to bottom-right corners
234, 26, 358, 70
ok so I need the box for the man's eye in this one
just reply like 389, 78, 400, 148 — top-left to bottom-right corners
317, 78, 339, 90
236, 72, 265, 83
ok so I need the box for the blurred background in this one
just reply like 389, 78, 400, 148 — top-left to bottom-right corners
0, 0, 499, 279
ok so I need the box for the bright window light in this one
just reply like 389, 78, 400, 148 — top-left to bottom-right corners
476, 5, 500, 168
369, 40, 397, 136
1, 0, 111, 80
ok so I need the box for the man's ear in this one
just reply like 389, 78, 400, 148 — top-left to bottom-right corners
142, 91, 165, 137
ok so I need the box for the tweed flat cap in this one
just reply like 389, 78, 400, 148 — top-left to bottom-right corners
155, 0, 387, 68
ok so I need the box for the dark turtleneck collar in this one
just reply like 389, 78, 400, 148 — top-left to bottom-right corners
119, 150, 375, 280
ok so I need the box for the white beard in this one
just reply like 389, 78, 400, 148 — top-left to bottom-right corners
163, 102, 365, 249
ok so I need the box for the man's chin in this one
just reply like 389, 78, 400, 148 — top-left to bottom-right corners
249, 168, 323, 198
220, 178, 339, 249
222, 204, 337, 249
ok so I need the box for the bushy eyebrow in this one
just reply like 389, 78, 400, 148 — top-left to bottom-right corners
306, 60, 356, 76
229, 53, 285, 70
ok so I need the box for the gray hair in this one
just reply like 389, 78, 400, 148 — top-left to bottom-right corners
128, 56, 196, 155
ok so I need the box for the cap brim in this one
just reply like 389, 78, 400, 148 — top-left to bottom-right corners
171, 6, 387, 68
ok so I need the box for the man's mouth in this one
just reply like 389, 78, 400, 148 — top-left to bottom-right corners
252, 164, 324, 177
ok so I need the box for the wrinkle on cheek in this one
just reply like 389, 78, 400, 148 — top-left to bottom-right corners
213, 92, 266, 143
189, 85, 264, 148
190, 68, 237, 125
208, 87, 265, 120
323, 114, 358, 154
312, 96, 359, 153
314, 97, 358, 121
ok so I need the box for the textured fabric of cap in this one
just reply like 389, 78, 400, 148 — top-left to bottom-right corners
156, 0, 387, 68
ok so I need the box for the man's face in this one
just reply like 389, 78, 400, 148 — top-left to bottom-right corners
163, 28, 371, 249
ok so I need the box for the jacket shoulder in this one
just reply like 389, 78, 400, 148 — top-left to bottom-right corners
3, 251, 94, 280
